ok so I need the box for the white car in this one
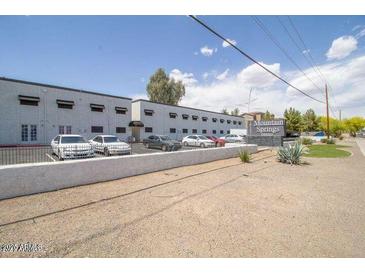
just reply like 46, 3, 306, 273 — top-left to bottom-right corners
89, 135, 131, 156
51, 134, 94, 160
182, 135, 215, 148
219, 134, 245, 143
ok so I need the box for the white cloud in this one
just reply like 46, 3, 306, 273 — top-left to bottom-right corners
222, 39, 237, 48
355, 28, 365, 39
326, 35, 358, 60
237, 62, 280, 88
169, 69, 197, 86
200, 46, 217, 56
202, 72, 209, 80
302, 49, 310, 54
216, 69, 230, 81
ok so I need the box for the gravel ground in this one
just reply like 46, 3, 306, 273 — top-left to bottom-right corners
0, 140, 364, 257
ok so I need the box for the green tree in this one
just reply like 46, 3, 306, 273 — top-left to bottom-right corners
146, 68, 185, 105
230, 108, 240, 116
222, 108, 229, 115
262, 110, 274, 121
343, 116, 365, 136
318, 116, 345, 137
284, 107, 302, 132
302, 108, 320, 132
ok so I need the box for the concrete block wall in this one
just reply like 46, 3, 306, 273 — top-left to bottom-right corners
0, 144, 257, 200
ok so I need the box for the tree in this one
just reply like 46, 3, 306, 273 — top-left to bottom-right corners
319, 116, 345, 137
262, 110, 274, 121
302, 108, 320, 132
284, 107, 302, 132
230, 108, 240, 116
146, 68, 185, 105
343, 116, 365, 136
222, 108, 229, 115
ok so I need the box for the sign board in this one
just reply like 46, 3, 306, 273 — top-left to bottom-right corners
247, 119, 286, 137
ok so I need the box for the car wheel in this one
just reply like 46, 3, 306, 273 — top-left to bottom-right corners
183, 141, 188, 146
104, 148, 110, 156
200, 143, 205, 148
58, 149, 64, 161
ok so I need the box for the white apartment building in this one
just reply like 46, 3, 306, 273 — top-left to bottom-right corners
0, 77, 132, 146
131, 99, 246, 141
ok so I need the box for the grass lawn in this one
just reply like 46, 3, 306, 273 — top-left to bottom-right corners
305, 144, 351, 158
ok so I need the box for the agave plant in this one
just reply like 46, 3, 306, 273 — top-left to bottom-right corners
277, 142, 307, 165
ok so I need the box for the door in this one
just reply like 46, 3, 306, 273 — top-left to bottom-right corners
21, 124, 38, 144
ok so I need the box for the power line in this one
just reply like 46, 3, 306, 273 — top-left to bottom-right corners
188, 15, 325, 104
251, 16, 323, 95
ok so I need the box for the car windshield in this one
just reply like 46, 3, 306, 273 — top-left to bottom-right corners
160, 136, 171, 141
198, 135, 208, 140
104, 137, 121, 143
61, 136, 87, 144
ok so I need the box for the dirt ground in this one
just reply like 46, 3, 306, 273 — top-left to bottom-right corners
0, 140, 364, 258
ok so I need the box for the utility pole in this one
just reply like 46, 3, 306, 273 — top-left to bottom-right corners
339, 109, 342, 121
325, 84, 330, 139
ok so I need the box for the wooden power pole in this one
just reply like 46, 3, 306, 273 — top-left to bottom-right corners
325, 84, 330, 139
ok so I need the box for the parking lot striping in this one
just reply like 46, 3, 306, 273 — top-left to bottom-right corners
45, 153, 56, 162
0, 153, 276, 229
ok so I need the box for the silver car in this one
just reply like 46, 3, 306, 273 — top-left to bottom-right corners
89, 135, 131, 156
51, 135, 94, 160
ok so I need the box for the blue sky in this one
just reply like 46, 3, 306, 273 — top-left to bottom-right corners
1, 16, 365, 117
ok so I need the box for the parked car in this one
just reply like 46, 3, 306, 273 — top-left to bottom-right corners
286, 131, 301, 138
219, 134, 245, 143
51, 134, 94, 160
143, 135, 182, 151
205, 135, 225, 147
182, 135, 215, 148
89, 135, 131, 156
307, 131, 326, 142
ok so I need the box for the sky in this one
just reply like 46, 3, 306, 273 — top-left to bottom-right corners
0, 15, 365, 118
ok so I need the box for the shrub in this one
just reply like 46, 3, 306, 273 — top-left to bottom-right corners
239, 150, 251, 163
301, 137, 313, 145
277, 142, 307, 165
320, 138, 327, 143
326, 138, 336, 144
339, 135, 344, 140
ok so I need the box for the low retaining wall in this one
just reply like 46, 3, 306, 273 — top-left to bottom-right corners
0, 144, 257, 200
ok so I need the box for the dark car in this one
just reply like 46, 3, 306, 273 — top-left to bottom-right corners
143, 135, 182, 151
205, 135, 225, 147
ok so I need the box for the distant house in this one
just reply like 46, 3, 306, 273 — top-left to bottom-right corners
241, 112, 266, 127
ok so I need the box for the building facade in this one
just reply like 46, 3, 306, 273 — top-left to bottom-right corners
0, 78, 132, 145
131, 99, 246, 141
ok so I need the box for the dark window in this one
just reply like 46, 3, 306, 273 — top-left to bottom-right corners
182, 129, 188, 134
116, 127, 126, 133
115, 107, 127, 114
91, 126, 103, 133
192, 129, 197, 134
202, 117, 208, 122
90, 104, 105, 112
21, 125, 28, 141
192, 115, 198, 121
170, 128, 176, 133
238, 121, 242, 125
220, 130, 224, 134
212, 118, 217, 123
227, 120, 231, 124
212, 130, 217, 134
57, 99, 74, 109
19, 95, 40, 106
93, 136, 102, 143
182, 114, 189, 120
227, 130, 230, 134
202, 129, 207, 134
233, 121, 237, 125
144, 109, 154, 116
59, 125, 71, 134
145, 127, 153, 133
169, 112, 178, 118
53, 136, 60, 144
220, 119, 225, 123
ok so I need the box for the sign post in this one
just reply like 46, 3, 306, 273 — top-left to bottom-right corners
247, 119, 286, 146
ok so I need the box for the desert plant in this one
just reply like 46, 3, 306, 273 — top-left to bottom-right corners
326, 138, 336, 144
277, 142, 307, 165
301, 137, 313, 145
239, 150, 251, 163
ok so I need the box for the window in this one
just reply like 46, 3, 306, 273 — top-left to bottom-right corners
227, 120, 231, 124
192, 129, 197, 134
90, 104, 105, 112
59, 125, 72, 134
148, 135, 155, 140
220, 130, 224, 134
227, 130, 230, 134
30, 125, 37, 141
91, 126, 103, 133
93, 136, 102, 143
169, 112, 178, 119
238, 121, 242, 125
182, 114, 189, 120
170, 128, 176, 133
115, 107, 128, 114
202, 117, 208, 122
21, 125, 28, 142
66, 126, 72, 134
212, 130, 217, 134
53, 136, 60, 144
192, 115, 198, 121
233, 121, 237, 125
144, 109, 154, 116
202, 129, 207, 134
212, 118, 217, 123
116, 127, 126, 133
57, 99, 74, 109
220, 119, 225, 123
182, 129, 188, 134
145, 127, 153, 133
19, 95, 40, 106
